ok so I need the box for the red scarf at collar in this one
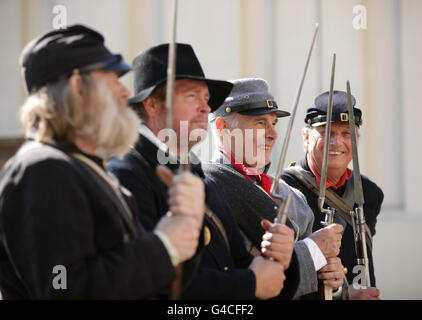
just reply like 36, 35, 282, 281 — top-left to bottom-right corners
308, 160, 352, 190
219, 148, 272, 196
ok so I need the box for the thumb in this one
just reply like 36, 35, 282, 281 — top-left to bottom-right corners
260, 219, 273, 231
156, 165, 174, 187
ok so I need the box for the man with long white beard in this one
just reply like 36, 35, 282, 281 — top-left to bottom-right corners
0, 25, 205, 299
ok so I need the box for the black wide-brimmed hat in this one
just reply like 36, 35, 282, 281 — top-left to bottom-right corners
20, 24, 131, 93
210, 78, 290, 120
305, 90, 362, 127
128, 43, 233, 111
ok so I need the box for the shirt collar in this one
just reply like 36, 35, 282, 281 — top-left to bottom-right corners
139, 124, 201, 165
219, 147, 270, 176
139, 124, 167, 150
307, 156, 352, 190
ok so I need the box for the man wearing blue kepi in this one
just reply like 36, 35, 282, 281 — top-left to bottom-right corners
107, 44, 301, 299
204, 78, 347, 299
282, 90, 384, 300
0, 25, 206, 299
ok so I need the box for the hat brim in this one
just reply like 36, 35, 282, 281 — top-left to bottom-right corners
103, 58, 132, 77
238, 108, 290, 118
128, 75, 233, 111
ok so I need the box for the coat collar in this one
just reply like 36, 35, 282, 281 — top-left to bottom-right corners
133, 127, 205, 178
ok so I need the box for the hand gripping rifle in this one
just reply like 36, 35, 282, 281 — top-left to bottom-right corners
346, 81, 371, 288
317, 53, 336, 300
269, 23, 319, 228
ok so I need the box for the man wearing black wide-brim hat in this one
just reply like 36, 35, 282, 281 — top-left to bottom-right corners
282, 90, 384, 300
0, 25, 206, 299
108, 44, 300, 299
204, 78, 347, 299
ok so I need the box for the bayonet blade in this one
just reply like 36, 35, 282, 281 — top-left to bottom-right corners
319, 53, 336, 212
346, 81, 364, 205
270, 22, 319, 195
165, 0, 178, 131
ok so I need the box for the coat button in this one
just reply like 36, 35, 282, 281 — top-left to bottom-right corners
204, 226, 211, 246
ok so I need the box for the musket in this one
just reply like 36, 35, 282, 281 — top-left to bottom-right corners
317, 53, 337, 301
346, 80, 371, 288
270, 23, 319, 225
166, 0, 183, 300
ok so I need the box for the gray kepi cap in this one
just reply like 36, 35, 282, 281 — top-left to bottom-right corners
210, 78, 290, 121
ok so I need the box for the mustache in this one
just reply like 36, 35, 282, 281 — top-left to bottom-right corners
190, 115, 208, 123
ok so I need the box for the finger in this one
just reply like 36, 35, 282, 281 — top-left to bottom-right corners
156, 165, 174, 187
261, 240, 292, 253
266, 224, 294, 236
172, 171, 199, 186
325, 257, 341, 265
323, 278, 343, 288
169, 205, 196, 218
262, 233, 292, 245
329, 223, 344, 234
261, 248, 290, 266
318, 262, 343, 274
319, 263, 343, 274
371, 288, 381, 297
168, 193, 198, 207
260, 219, 272, 231
168, 184, 189, 197
365, 287, 381, 297
318, 271, 344, 280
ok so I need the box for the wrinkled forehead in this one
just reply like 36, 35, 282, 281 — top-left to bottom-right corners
175, 78, 209, 93
311, 121, 356, 133
236, 111, 277, 123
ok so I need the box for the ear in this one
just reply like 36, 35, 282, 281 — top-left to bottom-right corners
302, 127, 310, 149
68, 73, 85, 103
215, 117, 228, 131
143, 96, 162, 118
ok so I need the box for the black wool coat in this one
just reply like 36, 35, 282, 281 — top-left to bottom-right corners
281, 156, 384, 287
0, 140, 179, 299
107, 134, 259, 299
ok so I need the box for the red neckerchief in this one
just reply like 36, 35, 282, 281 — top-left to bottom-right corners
219, 148, 272, 196
308, 159, 352, 190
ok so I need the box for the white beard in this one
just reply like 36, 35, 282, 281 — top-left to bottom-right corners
84, 80, 140, 159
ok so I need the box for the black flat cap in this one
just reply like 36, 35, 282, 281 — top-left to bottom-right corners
20, 24, 131, 93
211, 78, 290, 120
128, 43, 233, 111
305, 90, 362, 126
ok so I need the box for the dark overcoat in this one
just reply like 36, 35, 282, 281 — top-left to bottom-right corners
282, 156, 383, 287
0, 140, 181, 299
107, 133, 299, 299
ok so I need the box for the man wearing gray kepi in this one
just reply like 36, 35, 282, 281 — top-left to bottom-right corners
204, 78, 347, 299
107, 45, 299, 300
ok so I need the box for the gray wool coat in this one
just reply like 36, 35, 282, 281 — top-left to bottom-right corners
203, 154, 318, 298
